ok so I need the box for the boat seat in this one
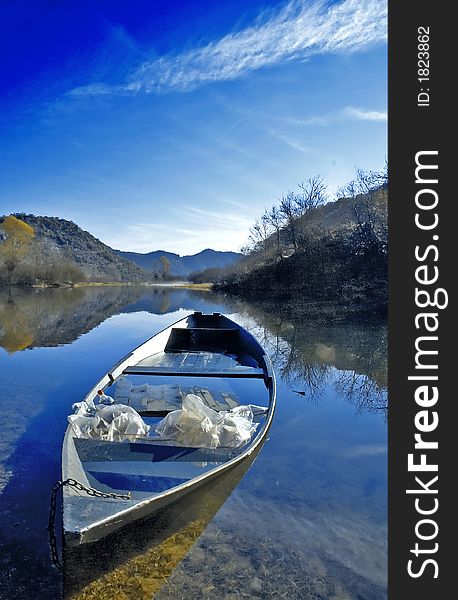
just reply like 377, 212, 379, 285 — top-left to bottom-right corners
75, 438, 241, 464
123, 365, 265, 378
164, 327, 240, 354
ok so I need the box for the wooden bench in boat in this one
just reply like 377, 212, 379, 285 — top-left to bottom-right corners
122, 344, 263, 379
164, 327, 240, 353
122, 365, 265, 378
75, 438, 241, 464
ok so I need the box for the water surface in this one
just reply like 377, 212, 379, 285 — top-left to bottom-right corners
0, 286, 387, 599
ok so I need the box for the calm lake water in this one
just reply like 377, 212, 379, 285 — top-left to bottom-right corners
0, 286, 387, 600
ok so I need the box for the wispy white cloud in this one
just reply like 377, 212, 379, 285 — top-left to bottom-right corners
342, 106, 387, 121
70, 0, 387, 96
184, 206, 253, 230
103, 206, 253, 254
268, 132, 314, 154
282, 105, 387, 127
70, 83, 115, 97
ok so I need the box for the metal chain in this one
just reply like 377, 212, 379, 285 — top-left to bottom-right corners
47, 478, 131, 570
48, 481, 64, 570
61, 478, 131, 500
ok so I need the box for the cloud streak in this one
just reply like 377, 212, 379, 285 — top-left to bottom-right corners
102, 206, 253, 254
342, 106, 387, 121
71, 0, 387, 96
283, 105, 387, 127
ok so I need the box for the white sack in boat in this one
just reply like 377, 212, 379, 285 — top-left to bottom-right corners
101, 404, 151, 442
67, 414, 103, 439
71, 398, 96, 416
217, 405, 258, 448
68, 402, 150, 441
155, 393, 258, 449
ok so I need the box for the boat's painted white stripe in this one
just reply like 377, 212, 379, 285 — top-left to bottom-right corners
83, 460, 217, 480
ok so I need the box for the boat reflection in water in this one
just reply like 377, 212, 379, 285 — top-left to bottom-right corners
63, 445, 261, 600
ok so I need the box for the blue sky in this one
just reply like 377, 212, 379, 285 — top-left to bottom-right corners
0, 0, 387, 254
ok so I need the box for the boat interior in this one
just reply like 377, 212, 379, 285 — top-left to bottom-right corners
66, 313, 272, 505
108, 312, 270, 417
71, 375, 270, 499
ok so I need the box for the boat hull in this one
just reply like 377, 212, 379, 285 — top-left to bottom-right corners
64, 445, 257, 545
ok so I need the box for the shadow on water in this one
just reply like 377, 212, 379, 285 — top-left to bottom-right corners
0, 286, 387, 599
63, 447, 261, 599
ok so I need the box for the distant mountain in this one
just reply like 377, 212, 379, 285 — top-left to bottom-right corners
6, 214, 148, 282
115, 248, 242, 277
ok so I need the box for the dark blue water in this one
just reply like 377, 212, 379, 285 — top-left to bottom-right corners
0, 287, 387, 599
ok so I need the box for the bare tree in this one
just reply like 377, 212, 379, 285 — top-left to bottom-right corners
277, 176, 328, 252
353, 201, 387, 255
355, 167, 386, 194
159, 255, 171, 278
337, 179, 358, 199
248, 209, 272, 254
266, 204, 284, 260
338, 165, 388, 198
279, 191, 300, 250
296, 175, 327, 213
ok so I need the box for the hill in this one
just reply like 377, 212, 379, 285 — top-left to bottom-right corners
1, 214, 148, 283
115, 248, 241, 277
213, 187, 388, 315
0, 214, 242, 285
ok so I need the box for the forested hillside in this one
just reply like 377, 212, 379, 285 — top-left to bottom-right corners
194, 168, 388, 315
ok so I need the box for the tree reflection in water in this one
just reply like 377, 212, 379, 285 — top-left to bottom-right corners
0, 286, 226, 352
229, 301, 387, 417
336, 371, 387, 417
0, 287, 387, 417
0, 296, 35, 352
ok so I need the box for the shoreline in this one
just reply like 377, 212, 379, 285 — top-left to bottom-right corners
72, 281, 213, 290
0, 281, 214, 291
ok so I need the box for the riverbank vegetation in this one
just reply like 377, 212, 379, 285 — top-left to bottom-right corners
0, 214, 241, 287
2, 167, 387, 315
0, 214, 151, 287
0, 215, 87, 287
190, 167, 388, 315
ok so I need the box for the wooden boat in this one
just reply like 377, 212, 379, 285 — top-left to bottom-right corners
62, 311, 276, 545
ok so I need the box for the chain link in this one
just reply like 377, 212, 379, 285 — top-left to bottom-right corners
63, 478, 131, 500
48, 481, 63, 570
47, 478, 131, 570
